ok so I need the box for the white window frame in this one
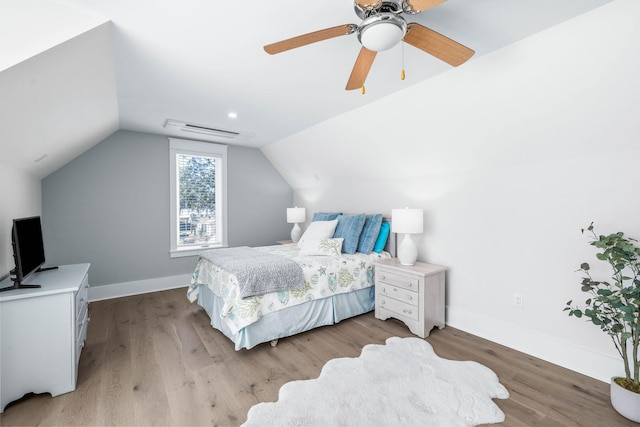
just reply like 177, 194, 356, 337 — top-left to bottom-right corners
169, 138, 228, 258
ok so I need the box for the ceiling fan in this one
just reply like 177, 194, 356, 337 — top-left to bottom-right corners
264, 0, 475, 91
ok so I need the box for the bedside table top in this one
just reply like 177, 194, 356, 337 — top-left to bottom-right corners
376, 258, 447, 276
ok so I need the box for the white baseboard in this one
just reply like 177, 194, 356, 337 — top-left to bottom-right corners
89, 274, 191, 302
446, 305, 620, 384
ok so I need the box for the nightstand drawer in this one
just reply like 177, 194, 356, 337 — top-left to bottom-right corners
377, 296, 419, 320
377, 270, 420, 292
377, 284, 418, 307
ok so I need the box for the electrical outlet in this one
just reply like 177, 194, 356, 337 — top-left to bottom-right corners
513, 293, 523, 308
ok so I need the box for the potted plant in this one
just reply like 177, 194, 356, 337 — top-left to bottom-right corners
565, 223, 640, 423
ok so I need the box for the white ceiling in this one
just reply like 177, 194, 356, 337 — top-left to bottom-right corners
0, 0, 613, 177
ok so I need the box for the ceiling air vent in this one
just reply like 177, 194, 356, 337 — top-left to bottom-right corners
164, 119, 254, 142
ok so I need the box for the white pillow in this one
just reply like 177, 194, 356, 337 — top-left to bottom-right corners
299, 238, 344, 256
297, 219, 339, 248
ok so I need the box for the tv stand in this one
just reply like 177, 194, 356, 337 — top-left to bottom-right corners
0, 268, 44, 292
0, 264, 91, 413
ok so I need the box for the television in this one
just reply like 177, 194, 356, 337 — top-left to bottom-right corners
1, 216, 49, 292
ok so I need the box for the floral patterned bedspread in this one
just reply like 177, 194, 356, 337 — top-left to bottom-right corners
187, 244, 391, 335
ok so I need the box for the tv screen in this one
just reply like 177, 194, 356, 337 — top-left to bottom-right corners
12, 216, 46, 283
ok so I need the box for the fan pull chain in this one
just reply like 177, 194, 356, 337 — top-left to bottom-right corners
361, 50, 366, 94
401, 42, 406, 81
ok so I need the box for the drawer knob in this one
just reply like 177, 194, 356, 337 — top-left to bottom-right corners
403, 308, 412, 315
408, 282, 413, 287
381, 275, 386, 280
407, 295, 412, 301
381, 300, 386, 305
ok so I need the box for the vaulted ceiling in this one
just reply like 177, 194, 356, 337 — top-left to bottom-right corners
0, 0, 613, 178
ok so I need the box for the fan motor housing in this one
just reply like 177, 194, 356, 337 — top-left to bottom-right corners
354, 0, 403, 19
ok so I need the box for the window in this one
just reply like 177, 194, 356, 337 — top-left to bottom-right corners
169, 138, 227, 257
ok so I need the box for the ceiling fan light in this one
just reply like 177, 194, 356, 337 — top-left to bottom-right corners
360, 24, 403, 51
357, 14, 407, 52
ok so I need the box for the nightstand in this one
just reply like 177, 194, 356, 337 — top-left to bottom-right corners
374, 259, 446, 338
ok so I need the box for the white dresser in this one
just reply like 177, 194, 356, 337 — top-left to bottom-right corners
375, 259, 446, 338
0, 263, 90, 413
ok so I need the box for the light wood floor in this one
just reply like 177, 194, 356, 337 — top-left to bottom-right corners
0, 288, 633, 426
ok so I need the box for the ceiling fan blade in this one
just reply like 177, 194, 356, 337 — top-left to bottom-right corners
264, 24, 357, 55
345, 47, 377, 90
355, 0, 382, 10
404, 0, 446, 13
404, 23, 474, 66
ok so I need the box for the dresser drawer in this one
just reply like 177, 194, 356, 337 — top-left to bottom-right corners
75, 306, 89, 364
376, 295, 419, 320
377, 270, 420, 292
75, 274, 89, 318
76, 303, 88, 342
377, 284, 418, 307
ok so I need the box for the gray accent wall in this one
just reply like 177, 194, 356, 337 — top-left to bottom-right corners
41, 130, 292, 286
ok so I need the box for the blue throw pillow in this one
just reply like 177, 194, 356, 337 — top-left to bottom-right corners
357, 214, 383, 254
312, 212, 342, 221
373, 221, 391, 253
333, 214, 366, 254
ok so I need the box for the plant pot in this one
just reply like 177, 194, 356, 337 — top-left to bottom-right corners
610, 377, 640, 423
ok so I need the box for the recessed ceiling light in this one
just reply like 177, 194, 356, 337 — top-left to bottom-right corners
227, 112, 238, 119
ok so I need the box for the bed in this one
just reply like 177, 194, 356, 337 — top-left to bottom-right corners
187, 214, 395, 350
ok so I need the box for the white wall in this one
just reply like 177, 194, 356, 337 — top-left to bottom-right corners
0, 165, 41, 280
263, 0, 640, 382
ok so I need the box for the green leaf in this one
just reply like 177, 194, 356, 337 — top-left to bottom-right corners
580, 263, 590, 271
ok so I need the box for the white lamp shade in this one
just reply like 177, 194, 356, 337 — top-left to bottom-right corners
286, 207, 306, 224
391, 208, 423, 234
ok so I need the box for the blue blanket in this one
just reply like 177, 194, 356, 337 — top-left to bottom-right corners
199, 246, 305, 299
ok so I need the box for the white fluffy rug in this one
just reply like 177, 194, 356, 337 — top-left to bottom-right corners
243, 337, 509, 427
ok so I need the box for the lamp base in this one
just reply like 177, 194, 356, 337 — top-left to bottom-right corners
397, 234, 417, 266
291, 223, 302, 243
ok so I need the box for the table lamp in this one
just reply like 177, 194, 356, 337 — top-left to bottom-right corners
286, 207, 306, 243
391, 208, 423, 266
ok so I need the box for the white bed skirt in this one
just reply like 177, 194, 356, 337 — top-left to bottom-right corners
196, 285, 375, 350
